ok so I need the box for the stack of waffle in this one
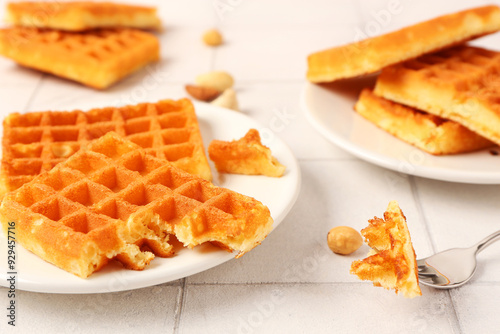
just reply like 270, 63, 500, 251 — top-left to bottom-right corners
0, 99, 275, 278
0, 1, 161, 89
307, 5, 500, 155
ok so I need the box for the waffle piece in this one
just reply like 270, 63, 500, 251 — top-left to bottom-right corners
351, 201, 421, 298
355, 89, 494, 155
0, 133, 273, 278
6, 2, 161, 31
1, 98, 212, 198
307, 5, 500, 83
0, 27, 159, 89
374, 45, 500, 146
208, 129, 285, 177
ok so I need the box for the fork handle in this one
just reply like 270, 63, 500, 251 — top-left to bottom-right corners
475, 229, 500, 254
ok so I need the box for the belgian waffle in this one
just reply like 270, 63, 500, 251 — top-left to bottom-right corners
355, 89, 494, 155
6, 1, 161, 31
307, 5, 500, 83
208, 129, 286, 177
0, 27, 159, 89
1, 98, 212, 198
374, 45, 500, 147
351, 201, 421, 298
0, 133, 273, 278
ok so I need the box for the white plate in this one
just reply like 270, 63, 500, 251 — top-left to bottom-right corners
302, 79, 500, 184
0, 103, 301, 294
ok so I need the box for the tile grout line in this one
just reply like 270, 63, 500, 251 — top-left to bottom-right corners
409, 176, 463, 334
172, 278, 188, 334
408, 176, 437, 254
182, 281, 377, 287
22, 74, 46, 112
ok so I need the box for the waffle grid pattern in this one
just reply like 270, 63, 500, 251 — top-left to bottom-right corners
2, 133, 272, 277
0, 27, 159, 88
399, 46, 500, 94
4, 28, 149, 60
1, 98, 212, 196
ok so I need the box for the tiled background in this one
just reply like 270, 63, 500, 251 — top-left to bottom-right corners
1, 0, 500, 333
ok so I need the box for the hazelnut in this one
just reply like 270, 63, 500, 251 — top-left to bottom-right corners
202, 29, 224, 46
327, 226, 363, 255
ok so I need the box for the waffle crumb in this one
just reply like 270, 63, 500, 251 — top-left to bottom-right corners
350, 201, 422, 298
208, 129, 285, 177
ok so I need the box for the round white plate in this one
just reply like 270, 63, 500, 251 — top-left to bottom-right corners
302, 79, 500, 184
0, 103, 301, 294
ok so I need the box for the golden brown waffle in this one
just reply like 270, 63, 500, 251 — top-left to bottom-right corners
351, 201, 421, 298
0, 132, 273, 278
208, 129, 286, 177
0, 27, 159, 89
307, 5, 500, 83
6, 1, 161, 31
374, 45, 500, 147
355, 89, 494, 155
1, 98, 212, 198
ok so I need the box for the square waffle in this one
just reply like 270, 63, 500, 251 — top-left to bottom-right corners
208, 129, 286, 177
374, 45, 500, 147
0, 132, 273, 278
307, 5, 500, 83
6, 1, 161, 31
351, 201, 421, 298
0, 27, 159, 89
355, 89, 494, 155
1, 98, 212, 198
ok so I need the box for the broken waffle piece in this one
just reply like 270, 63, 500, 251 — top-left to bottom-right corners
350, 201, 422, 298
6, 1, 162, 31
355, 89, 494, 155
307, 5, 500, 83
0, 27, 159, 89
0, 133, 274, 278
208, 129, 285, 177
1, 98, 212, 198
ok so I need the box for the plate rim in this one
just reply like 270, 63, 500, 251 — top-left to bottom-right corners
301, 81, 500, 184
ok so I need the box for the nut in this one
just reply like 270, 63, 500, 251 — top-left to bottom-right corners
185, 84, 221, 102
210, 88, 239, 111
195, 71, 234, 92
202, 29, 223, 46
327, 226, 363, 255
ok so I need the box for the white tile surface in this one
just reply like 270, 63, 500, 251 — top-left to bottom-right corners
451, 284, 500, 334
0, 284, 181, 333
357, 0, 497, 31
217, 0, 362, 26
237, 82, 350, 160
213, 25, 360, 81
179, 284, 457, 334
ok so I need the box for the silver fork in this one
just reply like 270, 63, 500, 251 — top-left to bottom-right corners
417, 229, 500, 289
